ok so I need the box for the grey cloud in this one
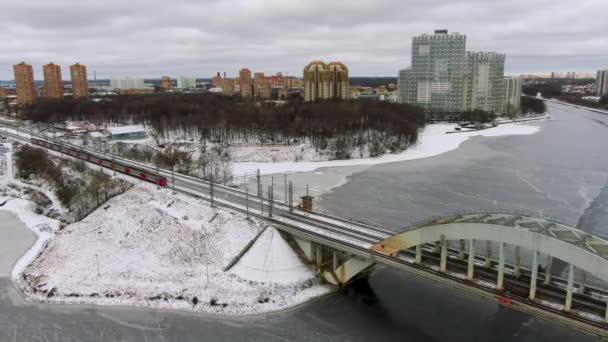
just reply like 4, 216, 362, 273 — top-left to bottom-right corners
1, 0, 607, 79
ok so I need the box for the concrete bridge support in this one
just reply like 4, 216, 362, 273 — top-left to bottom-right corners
565, 264, 575, 311
580, 271, 587, 294
439, 235, 447, 272
497, 242, 505, 290
292, 236, 374, 287
529, 250, 539, 300
458, 239, 466, 260
467, 239, 475, 280
514, 245, 521, 277
364, 212, 608, 334
544, 256, 553, 285
485, 241, 492, 267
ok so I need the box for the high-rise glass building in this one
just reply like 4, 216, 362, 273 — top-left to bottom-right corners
177, 76, 197, 89
110, 78, 145, 90
399, 30, 467, 115
399, 30, 509, 118
464, 52, 505, 113
597, 70, 608, 97
503, 77, 522, 114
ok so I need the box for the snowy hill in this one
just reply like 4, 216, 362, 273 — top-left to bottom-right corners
16, 183, 331, 315
230, 227, 315, 284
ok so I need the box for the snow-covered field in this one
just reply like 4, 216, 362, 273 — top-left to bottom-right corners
233, 121, 543, 175
13, 183, 331, 315
229, 143, 337, 163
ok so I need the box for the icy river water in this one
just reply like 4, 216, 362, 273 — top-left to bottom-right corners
1, 102, 608, 341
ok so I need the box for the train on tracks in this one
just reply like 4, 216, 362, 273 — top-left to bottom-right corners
31, 138, 168, 187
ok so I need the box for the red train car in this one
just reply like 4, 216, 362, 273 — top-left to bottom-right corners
31, 138, 169, 187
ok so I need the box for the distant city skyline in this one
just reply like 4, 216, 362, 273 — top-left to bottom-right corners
1, 0, 607, 79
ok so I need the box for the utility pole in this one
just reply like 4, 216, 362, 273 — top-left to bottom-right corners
171, 165, 176, 194
256, 169, 261, 196
156, 163, 160, 190
284, 174, 287, 203
210, 174, 215, 208
288, 180, 293, 212
268, 185, 273, 217
260, 188, 264, 215
246, 187, 249, 219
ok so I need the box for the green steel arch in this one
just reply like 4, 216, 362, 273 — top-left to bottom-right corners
372, 212, 608, 284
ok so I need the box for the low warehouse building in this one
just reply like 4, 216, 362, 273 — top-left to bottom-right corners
84, 130, 110, 142
103, 125, 146, 141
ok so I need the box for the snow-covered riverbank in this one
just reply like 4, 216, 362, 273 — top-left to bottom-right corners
233, 121, 544, 176
0, 143, 62, 281
9, 182, 331, 315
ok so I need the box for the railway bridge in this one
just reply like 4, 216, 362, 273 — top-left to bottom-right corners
1, 122, 608, 338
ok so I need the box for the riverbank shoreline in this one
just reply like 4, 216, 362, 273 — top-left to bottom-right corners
0, 208, 338, 321
249, 119, 546, 214
541, 98, 608, 115
234, 120, 545, 176
7, 182, 332, 317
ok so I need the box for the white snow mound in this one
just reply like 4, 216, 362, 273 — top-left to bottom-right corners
231, 227, 314, 284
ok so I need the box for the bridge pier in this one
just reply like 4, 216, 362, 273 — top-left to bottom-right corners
467, 239, 475, 280
315, 244, 322, 268
565, 264, 575, 311
485, 241, 492, 267
439, 235, 447, 272
369, 212, 608, 335
544, 256, 553, 285
497, 242, 505, 290
292, 236, 374, 287
514, 245, 521, 277
580, 271, 587, 294
458, 239, 465, 260
333, 250, 338, 270
529, 250, 539, 300
295, 239, 314, 260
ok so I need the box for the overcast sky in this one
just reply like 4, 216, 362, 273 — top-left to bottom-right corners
1, 0, 607, 80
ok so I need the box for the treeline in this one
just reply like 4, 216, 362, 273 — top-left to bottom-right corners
26, 94, 426, 156
523, 82, 562, 98
558, 94, 608, 110
523, 80, 608, 110
520, 97, 546, 114
522, 78, 596, 98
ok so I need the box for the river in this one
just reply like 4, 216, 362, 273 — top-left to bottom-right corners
0, 102, 606, 341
